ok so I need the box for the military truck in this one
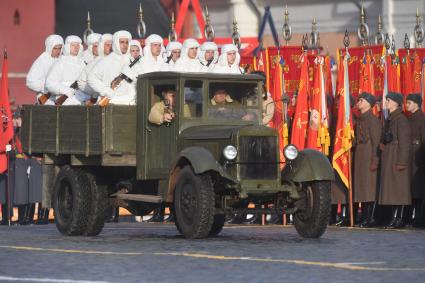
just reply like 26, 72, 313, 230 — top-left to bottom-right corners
21, 72, 334, 238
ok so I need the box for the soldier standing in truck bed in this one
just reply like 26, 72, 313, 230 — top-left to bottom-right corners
353, 92, 381, 227
406, 93, 425, 227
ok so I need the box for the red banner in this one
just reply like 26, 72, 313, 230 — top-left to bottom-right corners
341, 45, 384, 98
398, 48, 425, 95
0, 52, 13, 173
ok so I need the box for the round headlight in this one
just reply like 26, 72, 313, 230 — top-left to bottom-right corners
283, 144, 298, 160
223, 145, 238, 160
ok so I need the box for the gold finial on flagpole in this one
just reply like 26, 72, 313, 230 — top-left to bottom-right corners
357, 1, 370, 46
282, 5, 292, 46
168, 12, 177, 41
414, 7, 424, 47
232, 15, 241, 49
83, 11, 94, 45
204, 6, 215, 41
375, 14, 384, 44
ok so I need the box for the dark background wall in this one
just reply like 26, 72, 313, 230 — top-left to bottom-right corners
55, 0, 170, 39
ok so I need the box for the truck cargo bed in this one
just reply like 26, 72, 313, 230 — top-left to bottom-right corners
21, 105, 136, 166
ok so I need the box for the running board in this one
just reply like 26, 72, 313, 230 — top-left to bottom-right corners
111, 193, 163, 203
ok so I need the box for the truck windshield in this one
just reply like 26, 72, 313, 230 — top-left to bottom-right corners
208, 82, 260, 121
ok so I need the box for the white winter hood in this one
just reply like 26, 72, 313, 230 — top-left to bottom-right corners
163, 41, 182, 61
86, 33, 101, 55
63, 35, 83, 56
143, 34, 164, 60
129, 40, 143, 56
45, 34, 64, 57
198, 41, 218, 65
112, 30, 132, 56
98, 33, 113, 57
180, 38, 200, 60
217, 44, 240, 67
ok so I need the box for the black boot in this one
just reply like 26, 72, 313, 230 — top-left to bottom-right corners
395, 206, 406, 228
412, 200, 425, 228
385, 206, 399, 229
164, 207, 174, 223
18, 205, 29, 225
36, 208, 49, 225
0, 203, 13, 225
367, 202, 378, 227
27, 203, 35, 225
147, 205, 164, 223
336, 205, 349, 226
360, 203, 370, 228
226, 211, 245, 224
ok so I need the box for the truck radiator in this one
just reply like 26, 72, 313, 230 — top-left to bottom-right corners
239, 136, 278, 180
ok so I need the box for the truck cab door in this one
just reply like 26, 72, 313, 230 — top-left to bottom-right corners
138, 80, 179, 180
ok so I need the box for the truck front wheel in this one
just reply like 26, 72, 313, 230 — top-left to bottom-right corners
293, 181, 331, 238
174, 166, 215, 239
53, 166, 91, 236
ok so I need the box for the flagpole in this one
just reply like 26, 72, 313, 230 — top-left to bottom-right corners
5, 144, 11, 226
348, 149, 354, 227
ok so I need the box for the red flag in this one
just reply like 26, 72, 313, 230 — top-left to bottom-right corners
413, 52, 422, 93
387, 54, 401, 93
401, 53, 413, 96
306, 58, 322, 151
358, 52, 375, 95
333, 51, 353, 188
291, 54, 309, 150
0, 51, 13, 174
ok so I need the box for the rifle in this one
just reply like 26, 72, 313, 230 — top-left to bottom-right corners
55, 80, 79, 106
110, 55, 141, 90
163, 99, 174, 127
38, 93, 51, 105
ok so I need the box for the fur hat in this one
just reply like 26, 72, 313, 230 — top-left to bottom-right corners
386, 92, 403, 106
406, 93, 422, 107
358, 92, 376, 106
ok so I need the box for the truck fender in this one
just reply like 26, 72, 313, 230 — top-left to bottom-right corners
281, 149, 335, 183
166, 147, 236, 202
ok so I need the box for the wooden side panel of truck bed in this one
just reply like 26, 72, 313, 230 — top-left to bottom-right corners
21, 105, 137, 164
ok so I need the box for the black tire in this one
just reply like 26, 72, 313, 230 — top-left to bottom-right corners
53, 166, 91, 236
293, 181, 331, 238
83, 173, 109, 236
209, 214, 225, 236
174, 166, 215, 239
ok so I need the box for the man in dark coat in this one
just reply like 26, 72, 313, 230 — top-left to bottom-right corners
406, 93, 425, 227
354, 92, 381, 227
380, 92, 412, 228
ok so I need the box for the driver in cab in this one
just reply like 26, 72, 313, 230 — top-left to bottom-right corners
148, 90, 176, 125
209, 89, 255, 121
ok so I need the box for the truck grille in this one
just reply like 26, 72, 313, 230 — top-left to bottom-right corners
239, 136, 278, 179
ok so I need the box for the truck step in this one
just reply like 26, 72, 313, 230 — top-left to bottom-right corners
111, 193, 163, 203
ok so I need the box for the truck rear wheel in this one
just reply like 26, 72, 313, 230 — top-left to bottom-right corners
53, 166, 91, 236
174, 166, 214, 239
209, 214, 225, 236
83, 173, 109, 236
293, 181, 331, 238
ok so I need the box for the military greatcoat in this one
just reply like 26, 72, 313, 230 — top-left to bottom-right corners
354, 109, 381, 203
408, 110, 425, 199
379, 108, 412, 205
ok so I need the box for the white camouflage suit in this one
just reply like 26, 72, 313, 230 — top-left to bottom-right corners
26, 34, 64, 103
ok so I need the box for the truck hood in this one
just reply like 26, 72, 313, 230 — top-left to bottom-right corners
180, 125, 246, 140
180, 125, 277, 140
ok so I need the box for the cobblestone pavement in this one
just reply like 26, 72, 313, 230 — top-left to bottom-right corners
0, 223, 424, 283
